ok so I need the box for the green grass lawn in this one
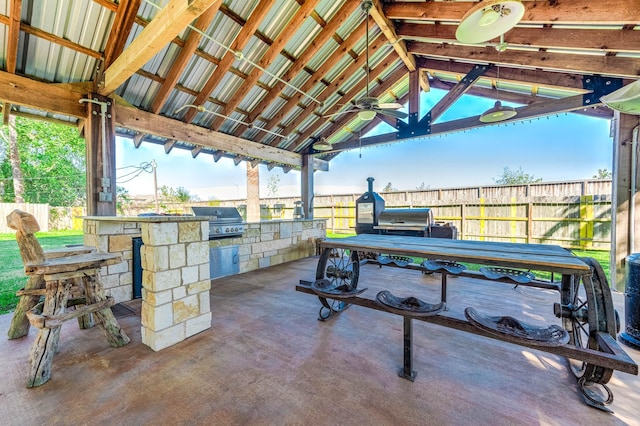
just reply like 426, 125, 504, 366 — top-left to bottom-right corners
0, 231, 84, 315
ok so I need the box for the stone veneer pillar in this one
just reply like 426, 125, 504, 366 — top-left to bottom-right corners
139, 220, 211, 351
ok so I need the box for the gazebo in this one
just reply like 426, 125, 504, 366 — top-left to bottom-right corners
1, 0, 639, 422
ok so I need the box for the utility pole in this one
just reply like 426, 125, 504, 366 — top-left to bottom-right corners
151, 159, 159, 213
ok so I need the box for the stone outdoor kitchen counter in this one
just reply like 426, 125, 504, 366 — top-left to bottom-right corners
82, 216, 326, 351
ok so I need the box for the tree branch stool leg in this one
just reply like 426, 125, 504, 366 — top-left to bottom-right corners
27, 278, 72, 388
83, 273, 130, 347
8, 275, 44, 339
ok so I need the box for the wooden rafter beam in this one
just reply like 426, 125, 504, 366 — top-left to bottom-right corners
101, 0, 221, 95
384, 1, 640, 25
370, 0, 416, 72
103, 0, 143, 68
209, 0, 322, 131
428, 64, 488, 123
182, 0, 271, 123
397, 23, 640, 54
5, 0, 21, 74
150, 3, 220, 114
328, 94, 603, 154
418, 58, 592, 93
427, 78, 613, 120
0, 71, 85, 118
407, 42, 640, 79
234, 0, 361, 136
113, 103, 328, 171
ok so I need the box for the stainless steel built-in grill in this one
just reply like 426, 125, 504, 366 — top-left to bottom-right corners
191, 206, 245, 239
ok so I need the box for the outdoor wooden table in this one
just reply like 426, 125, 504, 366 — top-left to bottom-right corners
296, 234, 638, 412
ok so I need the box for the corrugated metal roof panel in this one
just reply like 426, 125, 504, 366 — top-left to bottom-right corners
179, 56, 216, 93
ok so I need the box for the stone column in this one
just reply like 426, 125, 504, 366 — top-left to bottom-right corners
140, 220, 211, 351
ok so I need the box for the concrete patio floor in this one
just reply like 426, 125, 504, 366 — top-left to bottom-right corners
1, 256, 639, 425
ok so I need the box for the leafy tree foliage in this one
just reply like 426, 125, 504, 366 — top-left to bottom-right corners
593, 168, 612, 179
266, 174, 280, 197
382, 182, 397, 192
0, 116, 86, 206
492, 167, 542, 185
159, 185, 199, 203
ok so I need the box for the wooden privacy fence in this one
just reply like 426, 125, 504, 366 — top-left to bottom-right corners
0, 203, 49, 233
312, 195, 612, 251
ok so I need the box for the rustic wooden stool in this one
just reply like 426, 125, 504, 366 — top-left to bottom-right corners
7, 209, 130, 387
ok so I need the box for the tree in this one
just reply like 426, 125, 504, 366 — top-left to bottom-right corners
0, 115, 86, 206
116, 186, 132, 215
593, 168, 612, 179
382, 182, 397, 192
266, 174, 280, 197
416, 182, 429, 190
492, 167, 542, 185
159, 185, 198, 203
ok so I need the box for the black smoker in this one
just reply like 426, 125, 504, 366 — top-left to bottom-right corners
355, 177, 457, 239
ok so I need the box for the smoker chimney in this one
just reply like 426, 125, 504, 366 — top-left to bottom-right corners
367, 177, 374, 193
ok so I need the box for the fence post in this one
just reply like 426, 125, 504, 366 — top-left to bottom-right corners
580, 195, 594, 250
527, 202, 533, 244
479, 198, 486, 241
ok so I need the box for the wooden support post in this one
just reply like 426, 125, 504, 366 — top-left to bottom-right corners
612, 112, 640, 290
301, 154, 314, 219
246, 162, 260, 222
83, 93, 116, 216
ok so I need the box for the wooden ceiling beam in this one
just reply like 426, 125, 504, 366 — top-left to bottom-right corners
370, 0, 416, 72
101, 0, 221, 95
209, 0, 322, 131
5, 0, 21, 74
407, 42, 640, 79
328, 94, 604, 154
427, 78, 613, 120
427, 64, 488, 123
103, 0, 142, 68
384, 1, 640, 25
397, 22, 640, 54
182, 0, 271, 123
417, 58, 590, 92
113, 103, 328, 171
234, 0, 361, 136
0, 71, 85, 118
149, 3, 220, 114
261, 20, 368, 133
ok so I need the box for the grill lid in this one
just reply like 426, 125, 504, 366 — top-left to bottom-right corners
191, 206, 243, 223
375, 208, 434, 230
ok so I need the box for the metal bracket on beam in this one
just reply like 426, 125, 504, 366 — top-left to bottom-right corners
583, 75, 623, 107
397, 112, 430, 139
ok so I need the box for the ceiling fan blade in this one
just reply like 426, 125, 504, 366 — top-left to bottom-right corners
378, 102, 403, 110
323, 109, 355, 119
375, 108, 408, 119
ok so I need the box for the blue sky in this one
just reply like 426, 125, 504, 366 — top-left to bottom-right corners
116, 88, 613, 200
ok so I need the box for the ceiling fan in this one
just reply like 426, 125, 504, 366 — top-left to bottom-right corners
324, 0, 408, 122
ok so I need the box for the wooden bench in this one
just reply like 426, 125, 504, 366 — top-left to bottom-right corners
7, 209, 130, 387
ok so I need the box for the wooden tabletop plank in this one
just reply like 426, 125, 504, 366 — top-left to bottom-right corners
24, 252, 122, 276
319, 235, 589, 274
